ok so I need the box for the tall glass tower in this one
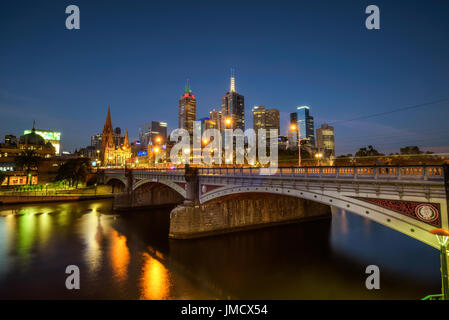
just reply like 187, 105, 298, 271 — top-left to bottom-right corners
221, 69, 245, 131
293, 106, 315, 147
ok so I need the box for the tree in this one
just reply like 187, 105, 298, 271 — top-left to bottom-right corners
400, 146, 422, 155
355, 145, 382, 157
56, 158, 92, 188
14, 150, 41, 185
0, 171, 6, 186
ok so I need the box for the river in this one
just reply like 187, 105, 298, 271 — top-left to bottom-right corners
0, 199, 441, 299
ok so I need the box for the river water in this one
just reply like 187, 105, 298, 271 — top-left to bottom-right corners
0, 199, 441, 299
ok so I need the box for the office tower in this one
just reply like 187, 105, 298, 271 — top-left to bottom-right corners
178, 80, 197, 135
198, 117, 217, 135
291, 106, 315, 147
139, 121, 168, 146
252, 106, 266, 131
209, 109, 222, 132
252, 106, 280, 136
288, 112, 298, 149
91, 133, 102, 150
221, 69, 244, 131
316, 123, 335, 157
4, 135, 17, 147
265, 108, 280, 136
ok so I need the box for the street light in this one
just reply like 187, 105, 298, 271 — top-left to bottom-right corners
290, 124, 301, 167
430, 228, 449, 300
225, 117, 232, 126
315, 153, 323, 166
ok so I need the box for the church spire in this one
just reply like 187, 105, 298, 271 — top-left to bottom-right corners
123, 129, 130, 148
105, 105, 112, 130
230, 68, 236, 92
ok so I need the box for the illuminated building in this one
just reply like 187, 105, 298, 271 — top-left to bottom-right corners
19, 124, 56, 156
1, 175, 38, 186
252, 106, 280, 137
290, 106, 315, 147
289, 106, 315, 149
316, 123, 335, 158
4, 135, 17, 147
209, 109, 222, 132
91, 133, 102, 150
198, 117, 217, 135
0, 124, 55, 185
178, 80, 197, 136
139, 121, 167, 147
221, 69, 244, 131
101, 106, 132, 167
24, 128, 61, 155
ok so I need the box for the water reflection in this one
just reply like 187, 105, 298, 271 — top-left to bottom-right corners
139, 252, 170, 300
0, 199, 442, 299
82, 212, 104, 275
109, 230, 130, 283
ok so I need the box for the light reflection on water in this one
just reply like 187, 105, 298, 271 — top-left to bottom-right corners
0, 199, 442, 299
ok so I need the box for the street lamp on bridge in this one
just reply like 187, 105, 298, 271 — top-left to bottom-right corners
290, 124, 301, 167
429, 228, 449, 300
315, 152, 323, 166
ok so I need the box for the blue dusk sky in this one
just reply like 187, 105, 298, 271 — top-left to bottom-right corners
0, 0, 448, 154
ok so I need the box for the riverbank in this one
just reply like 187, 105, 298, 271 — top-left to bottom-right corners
0, 193, 114, 204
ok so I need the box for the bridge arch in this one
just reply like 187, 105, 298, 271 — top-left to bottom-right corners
133, 179, 186, 198
105, 176, 128, 188
200, 185, 442, 249
105, 177, 128, 193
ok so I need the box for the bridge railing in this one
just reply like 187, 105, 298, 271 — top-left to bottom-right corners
104, 165, 445, 182
197, 165, 445, 181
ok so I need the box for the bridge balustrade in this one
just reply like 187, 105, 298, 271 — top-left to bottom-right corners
338, 167, 354, 177
105, 165, 445, 182
427, 167, 443, 178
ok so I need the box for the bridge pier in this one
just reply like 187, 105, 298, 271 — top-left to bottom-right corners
169, 165, 331, 239
169, 193, 332, 239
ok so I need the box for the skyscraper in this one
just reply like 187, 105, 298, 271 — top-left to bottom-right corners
252, 106, 280, 136
221, 70, 244, 131
291, 106, 315, 147
316, 123, 335, 157
265, 108, 280, 136
178, 80, 196, 136
139, 121, 168, 146
209, 109, 222, 132
252, 106, 266, 132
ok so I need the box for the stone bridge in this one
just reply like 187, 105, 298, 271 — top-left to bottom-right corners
103, 165, 448, 247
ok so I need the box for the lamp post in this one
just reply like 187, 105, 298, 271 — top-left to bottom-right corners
290, 124, 301, 167
315, 153, 323, 166
430, 228, 449, 300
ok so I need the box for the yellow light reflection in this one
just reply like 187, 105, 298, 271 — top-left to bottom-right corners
37, 212, 52, 248
83, 213, 103, 274
16, 213, 36, 257
109, 229, 130, 283
139, 252, 170, 300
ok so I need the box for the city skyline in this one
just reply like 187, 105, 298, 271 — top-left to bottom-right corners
1, 0, 449, 155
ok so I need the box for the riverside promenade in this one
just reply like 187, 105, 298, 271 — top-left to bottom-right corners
0, 185, 115, 204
